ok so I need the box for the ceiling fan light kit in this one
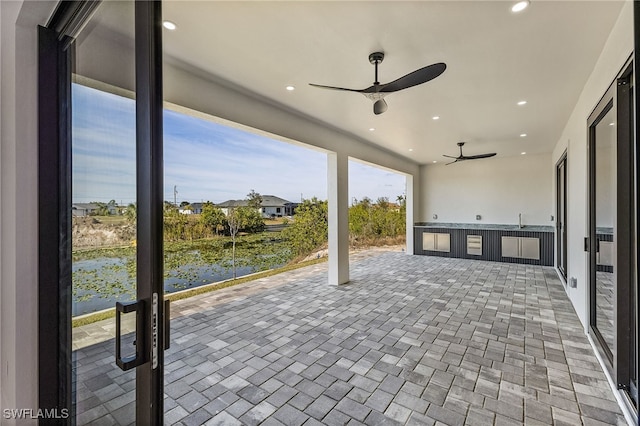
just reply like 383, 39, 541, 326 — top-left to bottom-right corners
309, 51, 446, 115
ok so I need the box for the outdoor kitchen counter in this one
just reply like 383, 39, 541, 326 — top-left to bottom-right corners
414, 222, 554, 266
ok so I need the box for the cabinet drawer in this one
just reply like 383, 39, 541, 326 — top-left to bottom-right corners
467, 235, 482, 255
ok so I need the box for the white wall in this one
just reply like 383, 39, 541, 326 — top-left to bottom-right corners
550, 1, 632, 327
420, 153, 553, 226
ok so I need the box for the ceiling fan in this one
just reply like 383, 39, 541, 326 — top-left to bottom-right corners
443, 142, 496, 165
309, 52, 446, 115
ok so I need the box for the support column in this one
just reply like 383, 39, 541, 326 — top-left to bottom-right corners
405, 173, 417, 255
327, 152, 349, 285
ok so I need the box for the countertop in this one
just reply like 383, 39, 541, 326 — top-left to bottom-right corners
414, 222, 555, 232
596, 227, 613, 236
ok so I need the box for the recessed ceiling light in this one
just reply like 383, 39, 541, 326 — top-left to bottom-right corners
521, 152, 527, 155
517, 100, 527, 106
520, 133, 527, 137
162, 20, 177, 30
409, 149, 413, 152
286, 85, 295, 91
432, 116, 440, 120
369, 128, 375, 131
609, 122, 615, 126
511, 1, 529, 13
432, 160, 437, 163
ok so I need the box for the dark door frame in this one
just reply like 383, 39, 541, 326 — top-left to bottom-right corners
37, 22, 73, 420
587, 85, 615, 365
587, 57, 637, 411
615, 61, 637, 406
633, 2, 640, 413
37, 1, 165, 423
134, 1, 166, 421
556, 151, 568, 281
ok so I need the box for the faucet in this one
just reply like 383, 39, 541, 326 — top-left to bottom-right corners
519, 213, 523, 229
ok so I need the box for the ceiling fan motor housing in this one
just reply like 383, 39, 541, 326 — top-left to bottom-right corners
368, 52, 384, 64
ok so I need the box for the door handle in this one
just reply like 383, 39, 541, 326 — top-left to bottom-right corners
115, 300, 147, 371
164, 299, 170, 350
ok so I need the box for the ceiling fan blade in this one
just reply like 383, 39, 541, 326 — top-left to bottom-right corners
381, 63, 446, 93
445, 160, 458, 166
463, 153, 497, 160
442, 155, 458, 159
309, 83, 363, 93
373, 99, 388, 115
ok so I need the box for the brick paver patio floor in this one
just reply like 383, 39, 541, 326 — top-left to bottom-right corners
73, 252, 628, 425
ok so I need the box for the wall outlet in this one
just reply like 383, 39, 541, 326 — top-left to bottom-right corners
550, 215, 554, 221
569, 277, 577, 288
433, 214, 438, 220
475, 215, 481, 220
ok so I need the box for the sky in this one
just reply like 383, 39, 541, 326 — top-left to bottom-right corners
72, 84, 406, 205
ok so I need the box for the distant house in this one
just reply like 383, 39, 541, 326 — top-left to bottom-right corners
216, 199, 250, 216
72, 203, 99, 217
190, 202, 204, 214
71, 203, 119, 216
217, 195, 299, 218
178, 202, 204, 215
387, 203, 402, 213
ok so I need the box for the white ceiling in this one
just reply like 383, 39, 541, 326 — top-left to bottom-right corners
95, 1, 626, 165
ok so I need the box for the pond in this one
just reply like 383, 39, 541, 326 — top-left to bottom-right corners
72, 234, 292, 316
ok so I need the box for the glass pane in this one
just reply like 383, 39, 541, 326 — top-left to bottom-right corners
594, 106, 616, 357
71, 1, 137, 424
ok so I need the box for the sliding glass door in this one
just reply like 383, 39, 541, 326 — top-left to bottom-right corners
588, 94, 616, 361
556, 153, 568, 280
39, 1, 166, 423
588, 60, 638, 410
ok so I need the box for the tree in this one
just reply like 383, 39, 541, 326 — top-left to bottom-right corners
180, 201, 191, 207
349, 197, 374, 239
247, 189, 263, 209
125, 202, 137, 223
225, 192, 267, 278
92, 202, 110, 216
163, 207, 189, 241
200, 202, 226, 236
282, 198, 328, 256
226, 207, 241, 279
348, 195, 406, 244
376, 197, 389, 210
236, 206, 265, 233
